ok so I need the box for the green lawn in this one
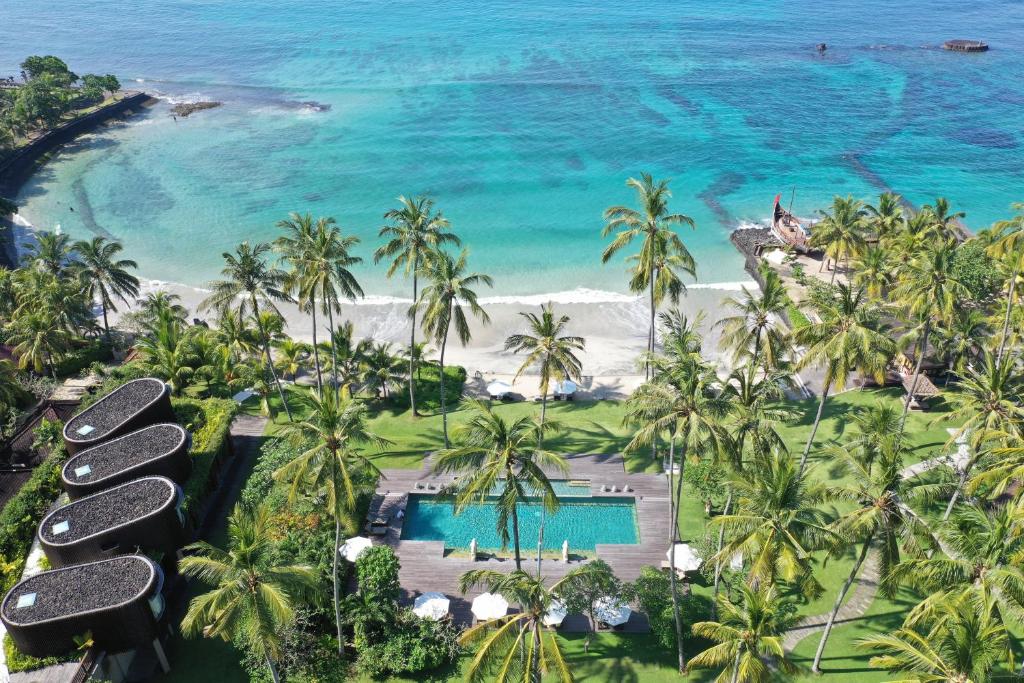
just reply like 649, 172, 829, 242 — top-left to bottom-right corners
206, 385, 965, 681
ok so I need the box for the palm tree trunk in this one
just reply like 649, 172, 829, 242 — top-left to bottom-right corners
311, 299, 323, 394
730, 651, 741, 683
333, 514, 343, 655
712, 489, 733, 608
530, 624, 542, 683
898, 320, 930, 438
100, 299, 111, 343
811, 533, 872, 673
648, 268, 656, 381
251, 296, 292, 421
409, 267, 418, 417
942, 463, 971, 522
997, 260, 1019, 365
439, 306, 451, 448
265, 652, 281, 683
668, 437, 687, 674
511, 489, 523, 571
798, 379, 831, 476
327, 305, 340, 400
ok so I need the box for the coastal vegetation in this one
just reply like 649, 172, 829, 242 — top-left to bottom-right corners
2, 179, 1024, 683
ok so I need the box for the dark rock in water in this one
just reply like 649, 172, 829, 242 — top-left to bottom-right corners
170, 101, 222, 117
299, 100, 331, 112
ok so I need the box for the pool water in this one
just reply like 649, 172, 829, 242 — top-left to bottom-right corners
401, 494, 638, 551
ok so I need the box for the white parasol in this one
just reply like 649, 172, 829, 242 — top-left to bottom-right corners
471, 592, 510, 621
339, 536, 372, 562
413, 592, 450, 621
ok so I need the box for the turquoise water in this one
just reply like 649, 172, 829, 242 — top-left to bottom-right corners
401, 494, 638, 551
4, 1, 1024, 295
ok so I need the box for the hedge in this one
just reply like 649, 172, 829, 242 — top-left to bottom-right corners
0, 445, 67, 594
3, 633, 78, 673
54, 339, 112, 378
173, 397, 237, 522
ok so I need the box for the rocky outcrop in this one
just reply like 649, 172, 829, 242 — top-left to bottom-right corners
170, 101, 221, 117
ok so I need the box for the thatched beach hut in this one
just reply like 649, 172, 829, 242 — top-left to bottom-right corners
63, 378, 174, 455
61, 423, 191, 499
39, 477, 186, 568
1, 555, 165, 658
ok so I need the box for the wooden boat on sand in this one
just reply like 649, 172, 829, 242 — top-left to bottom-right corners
771, 194, 811, 252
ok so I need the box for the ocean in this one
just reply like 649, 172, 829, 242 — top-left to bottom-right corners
3, 0, 1023, 298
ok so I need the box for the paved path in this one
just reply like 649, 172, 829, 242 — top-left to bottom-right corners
782, 447, 961, 653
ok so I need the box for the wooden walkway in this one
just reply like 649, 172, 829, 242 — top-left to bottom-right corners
366, 453, 674, 631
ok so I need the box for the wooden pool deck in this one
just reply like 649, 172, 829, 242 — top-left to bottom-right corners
365, 453, 675, 631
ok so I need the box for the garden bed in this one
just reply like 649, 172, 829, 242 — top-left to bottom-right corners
40, 477, 185, 568
63, 378, 174, 454
62, 423, 190, 499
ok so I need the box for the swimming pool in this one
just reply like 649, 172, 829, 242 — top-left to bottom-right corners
400, 493, 638, 551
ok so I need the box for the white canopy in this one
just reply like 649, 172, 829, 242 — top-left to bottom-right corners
543, 599, 568, 627
666, 543, 703, 572
413, 592, 450, 621
471, 592, 510, 621
487, 381, 513, 398
339, 536, 372, 562
554, 380, 578, 395
593, 597, 631, 626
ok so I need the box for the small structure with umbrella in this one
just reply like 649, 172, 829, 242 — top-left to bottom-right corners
592, 596, 631, 628
486, 380, 513, 400
471, 592, 509, 622
553, 379, 577, 401
665, 543, 703, 574
413, 592, 450, 621
543, 598, 568, 628
339, 536, 372, 562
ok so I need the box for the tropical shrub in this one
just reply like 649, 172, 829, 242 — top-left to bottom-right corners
627, 566, 713, 649
357, 610, 461, 678
175, 397, 236, 519
53, 339, 112, 377
355, 545, 401, 603
951, 240, 1002, 305
391, 363, 466, 412
3, 633, 78, 673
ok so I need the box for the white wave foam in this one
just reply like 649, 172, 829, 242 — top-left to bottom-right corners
734, 219, 768, 230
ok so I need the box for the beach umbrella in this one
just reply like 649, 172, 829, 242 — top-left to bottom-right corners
413, 592, 450, 621
593, 596, 631, 627
666, 543, 703, 572
486, 380, 512, 398
555, 380, 578, 395
339, 536, 372, 562
471, 592, 509, 621
543, 598, 568, 627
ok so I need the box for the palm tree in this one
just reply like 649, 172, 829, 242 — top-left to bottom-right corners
933, 309, 989, 386
602, 173, 695, 379
809, 442, 935, 673
200, 242, 294, 420
360, 341, 405, 399
272, 338, 308, 381
7, 309, 69, 377
417, 249, 493, 447
137, 290, 189, 327
852, 245, 893, 300
793, 283, 895, 474
320, 322, 368, 397
857, 598, 1010, 683
866, 192, 905, 241
625, 354, 732, 673
504, 303, 585, 425
716, 267, 789, 370
432, 399, 566, 570
376, 195, 460, 417
21, 230, 70, 275
711, 454, 836, 596
458, 569, 576, 683
924, 197, 966, 240
180, 504, 319, 683
812, 195, 868, 283
68, 237, 139, 341
892, 239, 967, 435
273, 388, 388, 655
690, 583, 800, 683
274, 212, 323, 392
135, 312, 199, 394
986, 203, 1024, 363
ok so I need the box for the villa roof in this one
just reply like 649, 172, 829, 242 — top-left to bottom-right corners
62, 378, 174, 454
40, 477, 178, 545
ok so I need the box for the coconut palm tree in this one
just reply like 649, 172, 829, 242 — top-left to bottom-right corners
200, 242, 294, 420
924, 197, 966, 240
866, 192, 905, 241
68, 237, 139, 341
7, 309, 69, 377
892, 239, 968, 435
625, 354, 732, 673
933, 309, 989, 386
852, 245, 893, 300
716, 267, 789, 371
812, 195, 868, 283
986, 203, 1024, 363
809, 442, 936, 673
417, 249, 493, 447
319, 322, 368, 398
793, 283, 894, 475
180, 504, 319, 683
711, 454, 836, 597
884, 501, 1024, 633
274, 212, 323, 392
135, 312, 199, 395
272, 338, 308, 381
376, 195, 460, 417
857, 598, 1011, 683
137, 290, 189, 327
458, 569, 576, 683
360, 341, 405, 399
601, 173, 695, 379
690, 583, 800, 683
432, 399, 566, 571
21, 230, 71, 275
273, 388, 388, 655
504, 303, 585, 425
